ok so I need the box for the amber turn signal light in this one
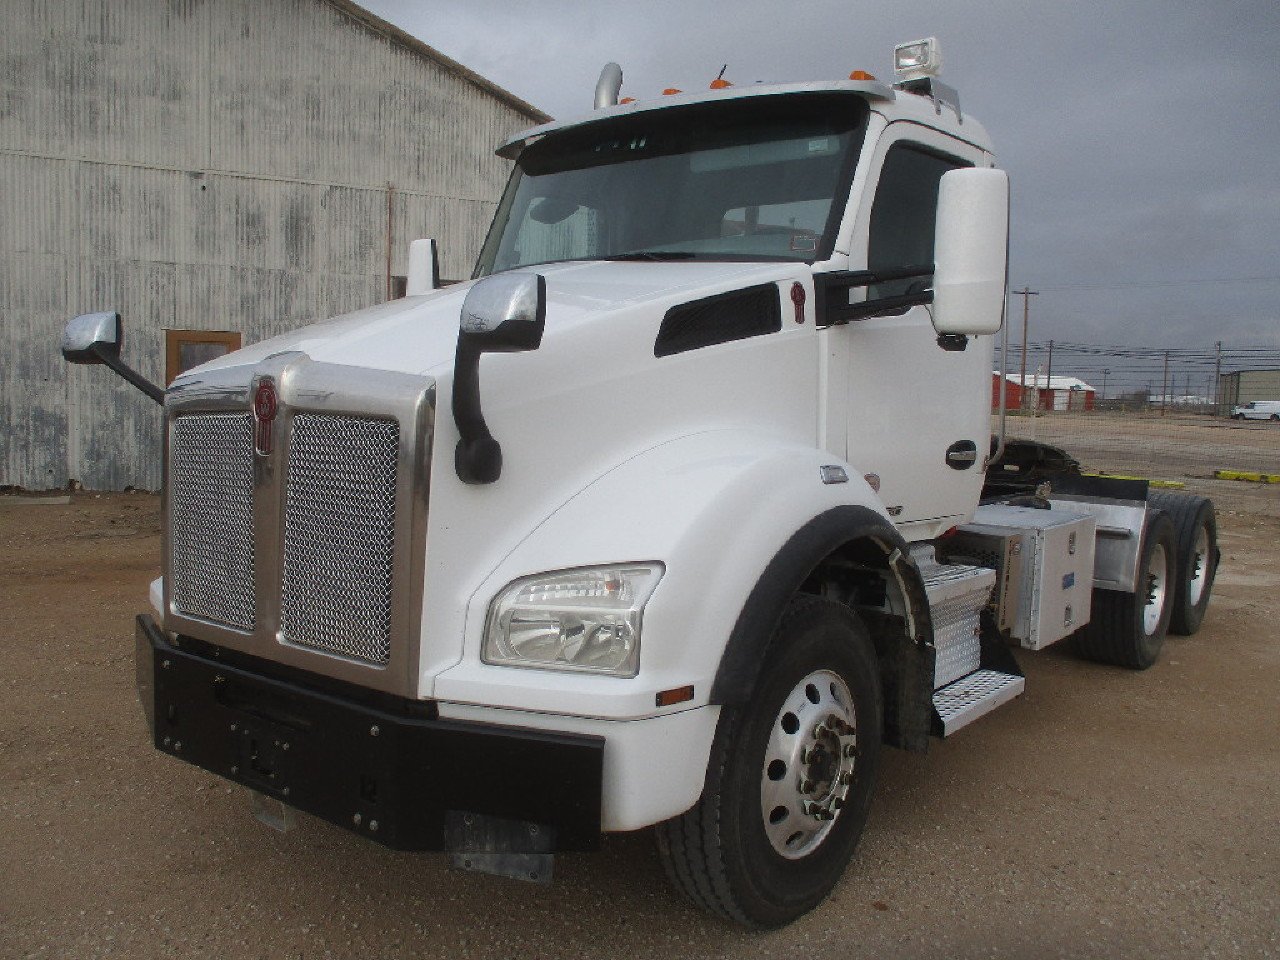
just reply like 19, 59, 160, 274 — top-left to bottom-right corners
655, 685, 695, 707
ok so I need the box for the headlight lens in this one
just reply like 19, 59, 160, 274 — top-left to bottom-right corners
482, 564, 664, 677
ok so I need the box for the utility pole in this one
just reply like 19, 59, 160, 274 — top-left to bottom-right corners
1102, 368, 1109, 402
1161, 350, 1170, 417
1046, 338, 1054, 392
1214, 340, 1222, 414
1014, 287, 1039, 409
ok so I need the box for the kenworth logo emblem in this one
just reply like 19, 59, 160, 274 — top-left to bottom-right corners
253, 379, 278, 455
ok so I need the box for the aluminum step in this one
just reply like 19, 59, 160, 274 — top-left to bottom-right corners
931, 668, 1025, 737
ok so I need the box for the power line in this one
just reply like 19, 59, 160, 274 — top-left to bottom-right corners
1035, 275, 1280, 292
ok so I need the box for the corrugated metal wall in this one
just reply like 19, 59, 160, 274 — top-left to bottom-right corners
1, 0, 542, 490
1219, 369, 1280, 407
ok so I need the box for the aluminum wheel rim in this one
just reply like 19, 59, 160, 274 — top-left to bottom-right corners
759, 669, 857, 859
1143, 542, 1169, 635
1188, 524, 1210, 606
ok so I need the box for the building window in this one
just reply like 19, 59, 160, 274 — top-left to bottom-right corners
165, 330, 242, 385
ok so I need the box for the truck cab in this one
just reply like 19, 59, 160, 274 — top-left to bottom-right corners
65, 39, 1215, 928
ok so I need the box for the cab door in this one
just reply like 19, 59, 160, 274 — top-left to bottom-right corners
837, 123, 995, 535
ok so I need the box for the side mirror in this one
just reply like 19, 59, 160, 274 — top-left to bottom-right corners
61, 311, 122, 363
59, 310, 164, 404
931, 168, 1009, 336
406, 238, 440, 295
453, 272, 547, 484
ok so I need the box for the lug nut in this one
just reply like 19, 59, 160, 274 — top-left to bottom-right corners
839, 771, 853, 786
813, 723, 828, 738
799, 777, 815, 794
353, 813, 362, 826
368, 820, 379, 832
842, 743, 857, 758
281, 787, 290, 797
369, 725, 380, 737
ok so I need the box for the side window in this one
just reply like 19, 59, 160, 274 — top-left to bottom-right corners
867, 144, 967, 300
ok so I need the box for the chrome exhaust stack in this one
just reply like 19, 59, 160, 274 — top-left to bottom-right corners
594, 62, 623, 109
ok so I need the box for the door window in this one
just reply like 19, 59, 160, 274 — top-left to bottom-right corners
867, 144, 967, 300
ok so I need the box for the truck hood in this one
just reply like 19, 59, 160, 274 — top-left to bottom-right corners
188, 259, 801, 382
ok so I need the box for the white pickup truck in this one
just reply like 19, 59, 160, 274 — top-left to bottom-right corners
63, 39, 1219, 927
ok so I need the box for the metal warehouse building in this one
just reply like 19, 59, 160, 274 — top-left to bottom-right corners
1217, 368, 1280, 409
1, 0, 547, 491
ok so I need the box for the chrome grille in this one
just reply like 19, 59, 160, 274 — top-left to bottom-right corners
170, 413, 256, 630
280, 414, 400, 664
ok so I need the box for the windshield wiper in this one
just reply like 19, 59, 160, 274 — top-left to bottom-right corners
604, 250, 698, 261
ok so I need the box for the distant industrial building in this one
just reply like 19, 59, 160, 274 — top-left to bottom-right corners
991, 372, 1096, 412
1, 0, 547, 490
1218, 368, 1280, 409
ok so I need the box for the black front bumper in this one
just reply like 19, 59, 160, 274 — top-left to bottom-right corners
136, 615, 604, 851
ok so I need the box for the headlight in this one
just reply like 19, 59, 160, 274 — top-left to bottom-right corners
482, 564, 664, 677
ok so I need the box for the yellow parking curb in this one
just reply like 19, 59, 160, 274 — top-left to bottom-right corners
1213, 469, 1280, 484
1081, 472, 1186, 489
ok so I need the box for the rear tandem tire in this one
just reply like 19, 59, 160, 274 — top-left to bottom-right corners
1147, 491, 1218, 636
1073, 510, 1176, 669
655, 596, 881, 928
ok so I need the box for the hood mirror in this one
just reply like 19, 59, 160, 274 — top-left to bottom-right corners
60, 311, 164, 404
62, 311, 122, 363
453, 272, 547, 484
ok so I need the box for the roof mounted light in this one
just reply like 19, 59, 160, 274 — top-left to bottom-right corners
894, 37, 942, 82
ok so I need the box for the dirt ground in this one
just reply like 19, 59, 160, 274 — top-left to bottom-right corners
1005, 410, 1280, 492
2, 466, 1278, 958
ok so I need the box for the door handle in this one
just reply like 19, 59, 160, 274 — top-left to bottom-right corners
945, 440, 978, 470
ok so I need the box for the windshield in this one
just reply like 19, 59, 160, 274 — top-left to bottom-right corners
474, 94, 869, 277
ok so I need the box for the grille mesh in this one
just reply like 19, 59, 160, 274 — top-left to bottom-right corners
281, 414, 399, 664
170, 414, 256, 630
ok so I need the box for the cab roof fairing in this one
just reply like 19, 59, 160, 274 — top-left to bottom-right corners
495, 79, 994, 161
495, 79, 895, 160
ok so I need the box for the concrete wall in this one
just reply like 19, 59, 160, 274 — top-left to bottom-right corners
1, 0, 545, 490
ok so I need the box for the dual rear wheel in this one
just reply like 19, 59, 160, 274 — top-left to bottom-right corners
1074, 492, 1218, 670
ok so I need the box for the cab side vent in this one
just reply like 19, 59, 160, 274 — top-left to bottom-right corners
655, 284, 782, 358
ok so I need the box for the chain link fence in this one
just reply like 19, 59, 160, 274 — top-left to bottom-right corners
992, 340, 1279, 484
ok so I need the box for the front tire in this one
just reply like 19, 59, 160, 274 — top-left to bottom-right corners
655, 596, 882, 928
1074, 510, 1176, 669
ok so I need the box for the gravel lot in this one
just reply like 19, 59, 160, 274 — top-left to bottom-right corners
3, 456, 1278, 958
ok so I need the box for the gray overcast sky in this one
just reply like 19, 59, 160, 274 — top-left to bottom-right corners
365, 0, 1279, 379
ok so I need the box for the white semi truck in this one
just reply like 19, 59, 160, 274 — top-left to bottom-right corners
63, 40, 1219, 927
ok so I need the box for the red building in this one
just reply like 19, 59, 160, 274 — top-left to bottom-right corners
992, 373, 1096, 411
